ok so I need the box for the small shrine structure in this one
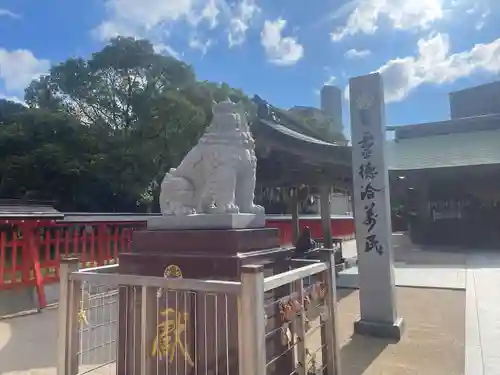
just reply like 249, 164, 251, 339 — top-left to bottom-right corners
251, 95, 352, 249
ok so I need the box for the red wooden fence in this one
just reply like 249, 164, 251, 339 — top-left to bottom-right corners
0, 215, 354, 308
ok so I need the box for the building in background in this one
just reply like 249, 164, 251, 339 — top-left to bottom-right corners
287, 85, 346, 144
320, 85, 343, 130
449, 81, 500, 119
387, 80, 500, 246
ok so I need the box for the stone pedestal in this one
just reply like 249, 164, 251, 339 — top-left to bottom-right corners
116, 227, 297, 375
147, 213, 266, 230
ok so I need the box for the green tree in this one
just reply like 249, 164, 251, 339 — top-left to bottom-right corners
287, 108, 346, 144
25, 37, 196, 131
0, 99, 26, 123
180, 81, 254, 124
24, 37, 211, 211
0, 107, 124, 211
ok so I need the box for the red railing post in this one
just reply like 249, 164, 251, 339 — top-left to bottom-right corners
20, 222, 32, 285
97, 223, 107, 266
20, 221, 47, 309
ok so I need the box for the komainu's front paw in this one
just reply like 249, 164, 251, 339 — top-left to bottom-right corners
176, 207, 196, 215
226, 203, 240, 213
207, 203, 240, 214
249, 204, 265, 214
219, 203, 239, 214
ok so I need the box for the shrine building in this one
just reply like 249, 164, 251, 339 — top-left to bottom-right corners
387, 80, 500, 247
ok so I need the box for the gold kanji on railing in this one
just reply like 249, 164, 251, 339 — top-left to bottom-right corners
151, 308, 194, 367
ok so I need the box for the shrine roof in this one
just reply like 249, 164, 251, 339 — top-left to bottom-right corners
389, 113, 500, 140
0, 199, 64, 219
386, 126, 500, 171
251, 96, 352, 168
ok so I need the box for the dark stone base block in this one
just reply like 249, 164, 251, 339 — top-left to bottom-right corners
353, 317, 405, 341
131, 227, 280, 255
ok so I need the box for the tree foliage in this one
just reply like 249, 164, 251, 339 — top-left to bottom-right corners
21, 37, 239, 211
287, 108, 346, 144
0, 36, 341, 212
0, 107, 113, 210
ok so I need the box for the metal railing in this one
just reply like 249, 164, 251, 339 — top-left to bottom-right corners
58, 250, 341, 375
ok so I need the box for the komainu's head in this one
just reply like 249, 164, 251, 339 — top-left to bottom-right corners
209, 99, 249, 133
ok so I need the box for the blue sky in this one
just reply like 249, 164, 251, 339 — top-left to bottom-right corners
0, 0, 499, 139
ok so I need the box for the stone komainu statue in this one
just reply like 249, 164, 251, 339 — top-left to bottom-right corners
159, 99, 264, 216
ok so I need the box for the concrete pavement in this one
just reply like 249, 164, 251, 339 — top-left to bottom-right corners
465, 253, 500, 375
339, 239, 500, 375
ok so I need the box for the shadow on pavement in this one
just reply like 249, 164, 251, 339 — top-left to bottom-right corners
340, 334, 390, 375
337, 288, 356, 302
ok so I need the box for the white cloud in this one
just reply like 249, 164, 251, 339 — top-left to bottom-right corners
345, 48, 371, 59
95, 0, 199, 40
188, 36, 213, 56
331, 0, 445, 41
313, 74, 337, 95
228, 0, 260, 47
260, 18, 304, 66
153, 43, 182, 59
95, 0, 259, 52
0, 8, 21, 19
375, 33, 500, 102
325, 75, 337, 85
0, 49, 50, 93
0, 9, 20, 19
200, 0, 220, 29
475, 9, 490, 30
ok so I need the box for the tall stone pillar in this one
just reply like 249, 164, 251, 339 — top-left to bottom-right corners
348, 73, 404, 340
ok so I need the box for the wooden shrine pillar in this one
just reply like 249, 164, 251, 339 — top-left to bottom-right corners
320, 185, 333, 249
290, 188, 300, 243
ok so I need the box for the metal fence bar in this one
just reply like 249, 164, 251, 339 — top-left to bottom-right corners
68, 272, 83, 374
57, 254, 342, 375
321, 249, 341, 375
80, 264, 119, 273
69, 272, 241, 293
58, 257, 80, 375
263, 262, 328, 292
238, 265, 266, 375
140, 286, 148, 375
293, 278, 307, 375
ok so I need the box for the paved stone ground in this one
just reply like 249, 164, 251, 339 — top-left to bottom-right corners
465, 253, 500, 375
341, 238, 500, 375
336, 287, 465, 375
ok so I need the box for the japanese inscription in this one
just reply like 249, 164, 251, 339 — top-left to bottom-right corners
151, 308, 194, 366
360, 182, 381, 201
358, 161, 378, 180
363, 202, 377, 232
151, 264, 194, 366
358, 132, 375, 159
355, 93, 384, 255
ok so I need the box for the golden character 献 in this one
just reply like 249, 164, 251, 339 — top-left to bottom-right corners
151, 308, 194, 367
